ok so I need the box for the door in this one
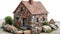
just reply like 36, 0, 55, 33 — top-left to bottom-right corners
23, 18, 27, 26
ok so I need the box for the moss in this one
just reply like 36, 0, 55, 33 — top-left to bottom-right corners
43, 20, 49, 25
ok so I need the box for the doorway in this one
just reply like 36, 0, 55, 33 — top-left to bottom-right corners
23, 18, 27, 26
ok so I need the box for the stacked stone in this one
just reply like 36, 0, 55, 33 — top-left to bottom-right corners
49, 19, 58, 30
31, 22, 42, 34
3, 24, 18, 33
13, 30, 31, 34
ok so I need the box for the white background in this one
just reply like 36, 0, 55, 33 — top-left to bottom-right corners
0, 0, 60, 21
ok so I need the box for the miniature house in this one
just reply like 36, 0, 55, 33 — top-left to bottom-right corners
13, 0, 48, 29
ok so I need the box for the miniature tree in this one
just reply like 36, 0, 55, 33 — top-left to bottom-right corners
5, 16, 13, 25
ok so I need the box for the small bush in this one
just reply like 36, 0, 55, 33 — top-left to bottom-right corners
43, 20, 49, 25
5, 16, 13, 25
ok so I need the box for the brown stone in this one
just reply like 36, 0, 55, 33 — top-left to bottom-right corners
2, 20, 6, 27
4, 25, 17, 32
49, 19, 55, 24
24, 30, 31, 34
13, 30, 23, 34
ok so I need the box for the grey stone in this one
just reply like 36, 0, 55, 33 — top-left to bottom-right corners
13, 30, 23, 34
42, 25, 52, 32
49, 19, 55, 24
3, 24, 17, 33
50, 24, 58, 30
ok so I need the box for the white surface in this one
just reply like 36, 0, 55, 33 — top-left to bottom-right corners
0, 0, 60, 21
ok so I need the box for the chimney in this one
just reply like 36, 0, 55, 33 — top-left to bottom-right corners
29, 0, 33, 4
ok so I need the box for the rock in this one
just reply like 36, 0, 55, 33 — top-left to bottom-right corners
4, 24, 18, 33
31, 28, 37, 34
13, 30, 23, 34
49, 19, 55, 24
30, 22, 42, 34
55, 24, 58, 28
2, 20, 6, 28
3, 24, 9, 30
24, 30, 31, 34
49, 24, 58, 30
35, 26, 42, 32
31, 26, 42, 34
42, 25, 52, 32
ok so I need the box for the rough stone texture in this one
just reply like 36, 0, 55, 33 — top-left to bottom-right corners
2, 20, 6, 28
42, 25, 52, 32
49, 19, 55, 24
31, 22, 42, 34
4, 24, 9, 30
0, 21, 60, 34
24, 30, 31, 34
13, 30, 23, 34
3, 24, 17, 33
35, 26, 42, 32
49, 24, 58, 30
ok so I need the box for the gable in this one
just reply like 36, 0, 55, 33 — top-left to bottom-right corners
13, 1, 48, 14
14, 2, 31, 18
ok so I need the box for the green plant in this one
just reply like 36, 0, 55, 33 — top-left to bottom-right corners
43, 20, 49, 25
5, 16, 13, 25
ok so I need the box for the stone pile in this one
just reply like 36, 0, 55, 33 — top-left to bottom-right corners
3, 24, 18, 33
13, 30, 23, 34
1, 19, 58, 34
49, 19, 58, 30
13, 30, 31, 34
49, 19, 55, 24
31, 22, 42, 34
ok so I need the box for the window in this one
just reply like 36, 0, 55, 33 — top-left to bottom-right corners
38, 18, 43, 23
43, 17, 45, 21
16, 15, 20, 20
29, 16, 35, 22
36, 18, 38, 22
16, 16, 19, 20
31, 16, 35, 22
21, 7, 25, 11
